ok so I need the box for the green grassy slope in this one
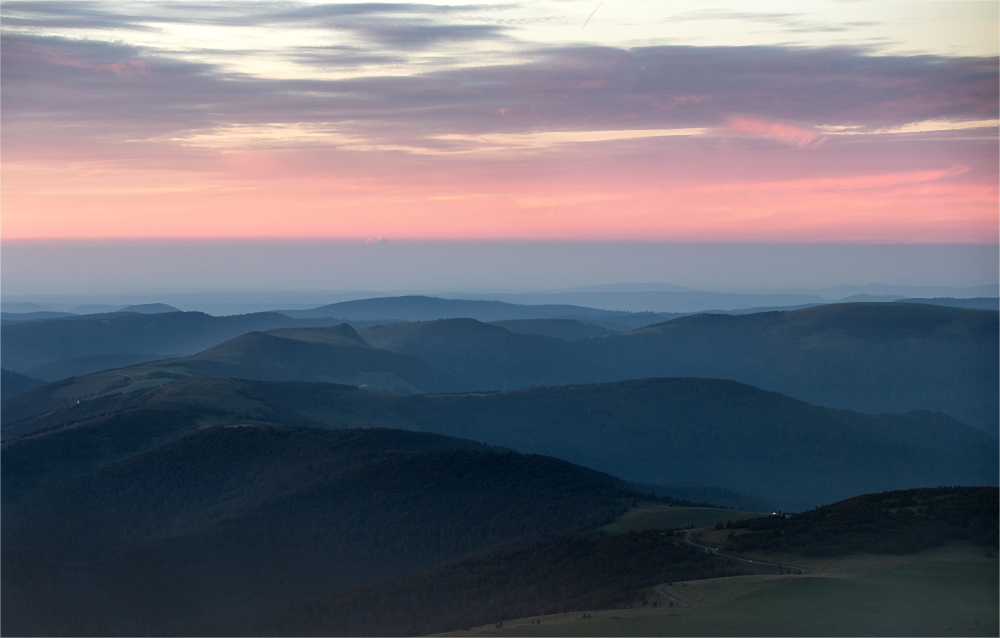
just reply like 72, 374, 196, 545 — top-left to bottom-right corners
221, 532, 740, 637
217, 490, 998, 637
476, 561, 998, 637
1, 425, 638, 636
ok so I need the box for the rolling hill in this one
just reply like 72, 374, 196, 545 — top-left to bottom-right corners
487, 318, 618, 340
3, 302, 995, 438
0, 325, 463, 431
23, 352, 174, 382
2, 425, 641, 636
579, 302, 999, 433
218, 487, 999, 637
278, 295, 670, 327
220, 532, 736, 637
5, 376, 994, 511
117, 303, 182, 314
0, 369, 44, 401
0, 311, 77, 324
358, 319, 615, 390
897, 297, 1000, 310
179, 325, 464, 392
0, 311, 360, 376
724, 486, 999, 556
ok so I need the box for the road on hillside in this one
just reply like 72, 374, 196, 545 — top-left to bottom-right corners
654, 527, 807, 609
683, 527, 806, 574
653, 584, 689, 608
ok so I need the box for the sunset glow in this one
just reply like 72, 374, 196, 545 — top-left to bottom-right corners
2, 1, 998, 242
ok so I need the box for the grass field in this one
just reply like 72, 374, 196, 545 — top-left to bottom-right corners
440, 545, 998, 637
600, 505, 764, 534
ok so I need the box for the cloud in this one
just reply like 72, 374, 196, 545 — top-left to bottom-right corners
726, 117, 826, 148
2, 1, 507, 50
1, 0, 156, 30
699, 165, 972, 194
2, 33, 996, 160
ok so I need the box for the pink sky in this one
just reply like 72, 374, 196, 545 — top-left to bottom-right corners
2, 2, 998, 243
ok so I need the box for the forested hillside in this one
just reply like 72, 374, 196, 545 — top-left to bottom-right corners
2, 426, 639, 636
5, 376, 994, 511
724, 486, 999, 556
4, 303, 995, 434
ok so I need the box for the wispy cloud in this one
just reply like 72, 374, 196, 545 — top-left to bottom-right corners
726, 117, 826, 148
2, 3, 996, 243
699, 165, 972, 194
4, 35, 996, 156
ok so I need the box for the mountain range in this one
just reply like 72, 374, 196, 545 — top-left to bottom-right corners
3, 291, 996, 637
4, 302, 995, 433
5, 375, 994, 511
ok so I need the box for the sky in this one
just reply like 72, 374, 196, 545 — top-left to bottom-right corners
2, 0, 998, 244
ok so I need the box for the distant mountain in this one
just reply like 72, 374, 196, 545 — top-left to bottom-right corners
814, 283, 999, 300
488, 318, 618, 340
1, 326, 462, 426
2, 425, 639, 636
439, 291, 831, 313
725, 486, 998, 556
4, 301, 994, 434
581, 303, 998, 433
6, 376, 993, 511
0, 302, 56, 314
24, 353, 172, 382
358, 319, 614, 390
837, 294, 904, 302
0, 369, 44, 401
281, 295, 671, 328
337, 304, 1000, 434
0, 311, 77, 324
0, 311, 356, 374
898, 297, 999, 311
179, 325, 463, 393
69, 303, 126, 314
628, 482, 776, 513
117, 303, 182, 314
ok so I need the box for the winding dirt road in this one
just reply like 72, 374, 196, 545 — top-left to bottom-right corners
683, 527, 806, 574
654, 526, 806, 608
